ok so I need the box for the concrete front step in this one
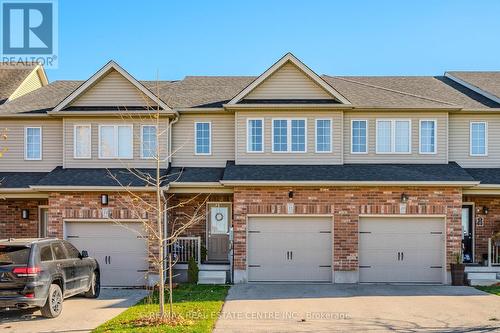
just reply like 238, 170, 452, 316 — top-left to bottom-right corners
467, 272, 498, 280
198, 270, 226, 284
468, 279, 500, 286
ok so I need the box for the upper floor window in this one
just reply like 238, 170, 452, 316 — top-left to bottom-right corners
376, 119, 411, 154
74, 124, 91, 159
470, 121, 487, 156
247, 119, 263, 153
195, 122, 211, 155
315, 119, 332, 153
24, 127, 41, 160
419, 120, 436, 154
141, 125, 157, 159
98, 125, 133, 159
351, 120, 367, 154
272, 118, 307, 153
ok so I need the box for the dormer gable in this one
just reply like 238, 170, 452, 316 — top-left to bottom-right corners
52, 61, 172, 112
228, 53, 350, 105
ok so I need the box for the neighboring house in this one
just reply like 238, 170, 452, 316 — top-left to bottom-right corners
0, 62, 48, 104
1, 53, 499, 286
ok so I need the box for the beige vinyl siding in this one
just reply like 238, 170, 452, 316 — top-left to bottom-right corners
245, 62, 333, 100
71, 69, 155, 107
449, 113, 500, 167
236, 110, 342, 165
64, 117, 169, 168
343, 111, 448, 164
9, 69, 43, 100
171, 113, 234, 167
0, 120, 62, 172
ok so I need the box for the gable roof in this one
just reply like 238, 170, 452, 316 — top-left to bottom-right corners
445, 71, 500, 104
52, 60, 173, 113
0, 63, 48, 104
227, 53, 351, 105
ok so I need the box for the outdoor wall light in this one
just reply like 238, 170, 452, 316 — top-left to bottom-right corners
400, 193, 409, 203
483, 206, 489, 215
21, 209, 29, 219
288, 190, 294, 199
101, 194, 109, 205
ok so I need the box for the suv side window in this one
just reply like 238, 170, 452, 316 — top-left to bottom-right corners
52, 242, 67, 260
40, 245, 53, 262
63, 241, 80, 259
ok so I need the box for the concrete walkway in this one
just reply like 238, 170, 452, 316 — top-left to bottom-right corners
214, 284, 500, 332
0, 288, 148, 333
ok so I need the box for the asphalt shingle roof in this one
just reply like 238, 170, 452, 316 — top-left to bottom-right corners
222, 161, 475, 182
167, 167, 226, 183
447, 71, 500, 100
1, 71, 499, 114
464, 168, 500, 185
0, 63, 37, 104
0, 172, 48, 188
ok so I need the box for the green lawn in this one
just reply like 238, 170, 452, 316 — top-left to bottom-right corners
93, 284, 230, 333
475, 285, 500, 295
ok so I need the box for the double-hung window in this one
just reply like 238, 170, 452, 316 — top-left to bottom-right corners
376, 119, 411, 154
315, 119, 332, 153
99, 125, 133, 159
74, 125, 91, 159
419, 120, 436, 154
247, 119, 263, 153
141, 125, 157, 159
470, 121, 487, 156
272, 119, 307, 153
195, 122, 211, 155
351, 120, 367, 153
25, 127, 42, 160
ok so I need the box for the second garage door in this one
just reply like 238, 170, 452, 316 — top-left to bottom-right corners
359, 217, 445, 283
65, 221, 149, 287
247, 216, 332, 282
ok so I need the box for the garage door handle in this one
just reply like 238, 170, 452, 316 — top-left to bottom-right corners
109, 256, 111, 264
398, 252, 400, 261
401, 252, 403, 261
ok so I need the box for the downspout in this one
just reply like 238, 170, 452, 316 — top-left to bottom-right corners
168, 111, 180, 165
162, 186, 169, 283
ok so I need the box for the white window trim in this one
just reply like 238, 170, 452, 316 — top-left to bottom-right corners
97, 124, 134, 160
73, 124, 92, 159
271, 118, 307, 153
419, 119, 437, 155
194, 121, 212, 156
246, 118, 264, 153
470, 121, 488, 157
24, 126, 42, 160
375, 119, 412, 154
350, 119, 368, 154
315, 118, 333, 153
140, 124, 158, 159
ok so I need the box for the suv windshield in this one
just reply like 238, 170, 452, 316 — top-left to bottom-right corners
0, 246, 30, 265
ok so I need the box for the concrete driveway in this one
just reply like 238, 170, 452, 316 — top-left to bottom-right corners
0, 288, 148, 333
214, 284, 500, 332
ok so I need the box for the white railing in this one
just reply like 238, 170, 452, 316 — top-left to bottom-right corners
170, 236, 201, 265
490, 238, 500, 266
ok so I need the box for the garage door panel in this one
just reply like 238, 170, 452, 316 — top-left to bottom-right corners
248, 217, 332, 282
65, 222, 148, 287
359, 217, 444, 284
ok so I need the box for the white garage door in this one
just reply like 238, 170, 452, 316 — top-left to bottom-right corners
359, 217, 445, 283
248, 216, 332, 282
65, 222, 148, 287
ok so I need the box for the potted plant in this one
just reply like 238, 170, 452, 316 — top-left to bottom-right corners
450, 251, 465, 286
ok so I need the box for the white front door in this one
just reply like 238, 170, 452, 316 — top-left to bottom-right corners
247, 216, 332, 282
65, 221, 148, 287
359, 217, 445, 283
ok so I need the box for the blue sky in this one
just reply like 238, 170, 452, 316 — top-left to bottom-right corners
47, 0, 500, 81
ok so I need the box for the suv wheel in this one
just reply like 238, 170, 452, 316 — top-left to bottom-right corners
84, 271, 100, 298
40, 284, 63, 318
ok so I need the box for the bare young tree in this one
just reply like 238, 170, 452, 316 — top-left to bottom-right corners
99, 81, 207, 320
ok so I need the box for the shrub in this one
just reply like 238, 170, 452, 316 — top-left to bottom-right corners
187, 257, 199, 284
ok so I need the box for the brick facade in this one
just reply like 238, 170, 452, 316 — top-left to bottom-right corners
0, 199, 47, 239
463, 195, 500, 263
233, 186, 463, 275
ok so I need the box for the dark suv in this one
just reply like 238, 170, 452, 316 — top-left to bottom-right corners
0, 238, 100, 318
